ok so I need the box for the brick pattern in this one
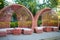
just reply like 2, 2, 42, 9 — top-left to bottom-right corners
0, 5, 59, 35
34, 27, 43, 33
23, 29, 33, 35
43, 27, 52, 32
34, 8, 59, 32
0, 4, 34, 29
52, 27, 59, 32
7, 29, 14, 34
12, 29, 21, 35
0, 22, 10, 28
0, 32, 7, 37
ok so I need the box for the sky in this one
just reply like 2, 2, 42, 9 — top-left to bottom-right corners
38, 0, 43, 4
6, 0, 14, 3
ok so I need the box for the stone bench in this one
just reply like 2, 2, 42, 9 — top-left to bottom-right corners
16, 28, 33, 35
51, 27, 59, 32
4, 28, 14, 34
34, 27, 44, 33
12, 28, 21, 35
43, 26, 59, 32
43, 27, 52, 32
0, 29, 7, 37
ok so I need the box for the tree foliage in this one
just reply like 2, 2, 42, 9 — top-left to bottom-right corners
0, 0, 58, 15
13, 0, 37, 16
0, 0, 9, 9
37, 0, 58, 10
14, 0, 58, 16
0, 0, 4, 9
47, 0, 58, 8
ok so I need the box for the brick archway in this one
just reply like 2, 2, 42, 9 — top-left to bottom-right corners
0, 4, 34, 28
34, 8, 58, 27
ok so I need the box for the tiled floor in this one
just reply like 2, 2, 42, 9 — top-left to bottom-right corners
0, 32, 60, 40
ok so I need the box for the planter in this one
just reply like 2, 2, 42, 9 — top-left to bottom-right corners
43, 27, 52, 32
0, 32, 7, 37
52, 27, 59, 32
6, 28, 14, 34
22, 28, 33, 35
12, 28, 21, 35
34, 27, 43, 33
0, 29, 7, 37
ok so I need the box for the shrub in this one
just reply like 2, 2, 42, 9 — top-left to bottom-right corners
37, 20, 42, 26
10, 21, 18, 28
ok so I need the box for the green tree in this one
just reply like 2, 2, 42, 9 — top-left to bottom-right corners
14, 0, 58, 16
13, 0, 37, 16
46, 0, 58, 8
0, 0, 4, 9
4, 1, 9, 6
0, 0, 9, 9
37, 0, 58, 10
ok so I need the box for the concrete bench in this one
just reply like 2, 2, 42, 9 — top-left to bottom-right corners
12, 28, 21, 35
43, 26, 52, 32
5, 28, 14, 34
51, 27, 59, 32
34, 27, 44, 33
17, 28, 33, 35
0, 29, 7, 37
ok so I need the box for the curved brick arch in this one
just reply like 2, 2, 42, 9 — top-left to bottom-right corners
34, 8, 58, 27
0, 4, 34, 28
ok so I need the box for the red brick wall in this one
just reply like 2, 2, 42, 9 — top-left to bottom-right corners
34, 8, 58, 27
0, 4, 34, 28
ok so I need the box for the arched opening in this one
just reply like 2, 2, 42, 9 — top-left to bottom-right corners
16, 7, 32, 28
10, 12, 18, 28
37, 16, 42, 27
35, 8, 58, 28
34, 8, 58, 33
42, 10, 58, 27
